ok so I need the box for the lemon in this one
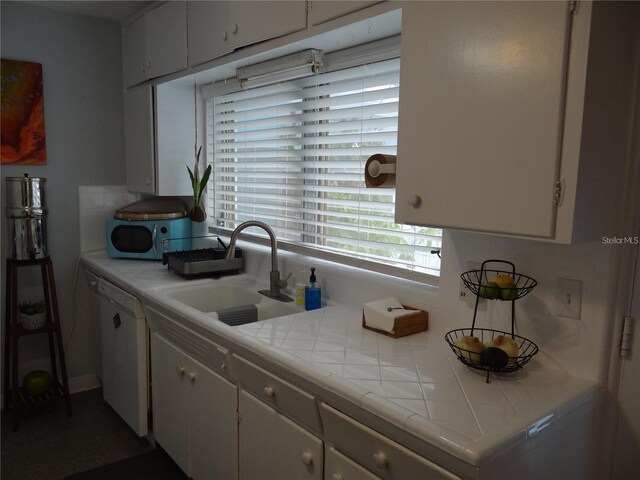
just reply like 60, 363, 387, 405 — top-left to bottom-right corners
491, 274, 516, 288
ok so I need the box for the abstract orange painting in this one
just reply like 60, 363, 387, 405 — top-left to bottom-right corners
1, 59, 47, 164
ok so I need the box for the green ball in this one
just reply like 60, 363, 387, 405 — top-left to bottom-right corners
479, 281, 500, 299
23, 370, 52, 396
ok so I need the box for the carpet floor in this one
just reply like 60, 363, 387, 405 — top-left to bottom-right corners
1, 388, 158, 480
64, 448, 187, 480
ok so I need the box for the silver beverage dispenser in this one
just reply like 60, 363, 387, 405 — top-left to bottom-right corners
5, 174, 48, 259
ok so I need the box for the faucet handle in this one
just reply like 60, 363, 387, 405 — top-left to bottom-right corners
277, 272, 292, 289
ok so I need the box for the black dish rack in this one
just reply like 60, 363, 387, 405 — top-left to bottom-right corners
445, 259, 539, 382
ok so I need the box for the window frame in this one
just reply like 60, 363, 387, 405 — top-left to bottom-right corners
203, 37, 442, 285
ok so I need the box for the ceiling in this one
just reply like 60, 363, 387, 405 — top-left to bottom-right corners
22, 1, 153, 22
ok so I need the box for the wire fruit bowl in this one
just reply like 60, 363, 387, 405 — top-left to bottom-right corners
461, 269, 537, 301
449, 260, 539, 382
445, 328, 539, 375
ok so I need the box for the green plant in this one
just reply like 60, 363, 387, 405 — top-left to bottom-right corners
186, 146, 212, 209
18, 300, 45, 315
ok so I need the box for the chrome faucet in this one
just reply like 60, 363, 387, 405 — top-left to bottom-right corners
225, 221, 293, 302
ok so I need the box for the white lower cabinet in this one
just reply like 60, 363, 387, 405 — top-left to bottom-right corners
233, 354, 323, 480
320, 403, 460, 480
239, 390, 323, 480
151, 332, 238, 480
325, 446, 381, 480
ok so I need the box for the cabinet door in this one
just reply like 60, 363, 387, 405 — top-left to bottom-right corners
239, 390, 322, 480
151, 333, 190, 475
155, 81, 196, 196
308, 1, 380, 26
122, 15, 146, 88
145, 1, 188, 79
189, 352, 238, 480
395, 1, 571, 238
99, 298, 147, 436
124, 85, 155, 194
187, 0, 233, 67
229, 1, 307, 50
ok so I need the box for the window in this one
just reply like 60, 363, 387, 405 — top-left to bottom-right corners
205, 43, 442, 281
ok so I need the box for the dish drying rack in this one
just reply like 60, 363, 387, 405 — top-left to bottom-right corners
161, 236, 243, 277
445, 259, 539, 382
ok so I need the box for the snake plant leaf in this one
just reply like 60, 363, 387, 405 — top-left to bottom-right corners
187, 165, 195, 185
200, 164, 212, 192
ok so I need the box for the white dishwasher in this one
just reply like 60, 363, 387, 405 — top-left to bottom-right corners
94, 276, 149, 437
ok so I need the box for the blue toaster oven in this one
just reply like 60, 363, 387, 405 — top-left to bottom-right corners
106, 217, 192, 260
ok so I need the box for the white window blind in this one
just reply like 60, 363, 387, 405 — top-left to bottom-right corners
206, 56, 442, 281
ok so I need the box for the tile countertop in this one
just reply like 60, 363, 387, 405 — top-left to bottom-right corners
81, 252, 602, 471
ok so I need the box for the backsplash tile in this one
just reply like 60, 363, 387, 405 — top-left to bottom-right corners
77, 185, 138, 254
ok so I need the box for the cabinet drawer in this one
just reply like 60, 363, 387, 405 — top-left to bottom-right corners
326, 446, 381, 480
233, 354, 322, 434
146, 306, 233, 381
320, 404, 459, 480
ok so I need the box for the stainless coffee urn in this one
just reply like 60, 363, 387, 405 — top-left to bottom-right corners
5, 174, 48, 259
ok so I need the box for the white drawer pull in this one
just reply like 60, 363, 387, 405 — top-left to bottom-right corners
373, 451, 388, 469
263, 386, 275, 398
221, 361, 226, 370
331, 474, 344, 480
176, 365, 185, 376
187, 371, 196, 383
301, 451, 313, 466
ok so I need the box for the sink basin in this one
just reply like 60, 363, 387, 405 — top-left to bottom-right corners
166, 283, 262, 313
157, 279, 299, 325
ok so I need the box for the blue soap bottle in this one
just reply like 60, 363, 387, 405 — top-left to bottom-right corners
304, 267, 321, 311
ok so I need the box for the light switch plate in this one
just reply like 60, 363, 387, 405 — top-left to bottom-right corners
555, 278, 582, 319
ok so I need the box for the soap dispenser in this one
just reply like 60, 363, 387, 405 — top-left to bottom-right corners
304, 267, 321, 311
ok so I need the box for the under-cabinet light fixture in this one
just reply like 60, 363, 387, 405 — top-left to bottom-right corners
236, 49, 323, 89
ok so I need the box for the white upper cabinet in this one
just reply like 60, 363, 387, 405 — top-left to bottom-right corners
229, 1, 307, 49
187, 1, 307, 68
394, 1, 637, 243
308, 0, 381, 25
124, 81, 195, 196
122, 1, 188, 88
395, 1, 569, 239
187, 1, 233, 67
124, 85, 155, 194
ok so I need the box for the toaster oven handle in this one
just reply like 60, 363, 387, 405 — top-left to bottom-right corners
152, 224, 158, 257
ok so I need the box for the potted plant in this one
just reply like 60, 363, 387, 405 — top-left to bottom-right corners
187, 146, 212, 222
18, 300, 46, 330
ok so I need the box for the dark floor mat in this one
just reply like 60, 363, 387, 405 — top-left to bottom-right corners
64, 448, 187, 480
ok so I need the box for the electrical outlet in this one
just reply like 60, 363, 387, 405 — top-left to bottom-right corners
555, 278, 582, 319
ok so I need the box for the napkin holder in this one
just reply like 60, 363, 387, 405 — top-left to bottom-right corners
362, 304, 428, 338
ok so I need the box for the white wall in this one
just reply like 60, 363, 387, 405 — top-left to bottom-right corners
1, 2, 126, 392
